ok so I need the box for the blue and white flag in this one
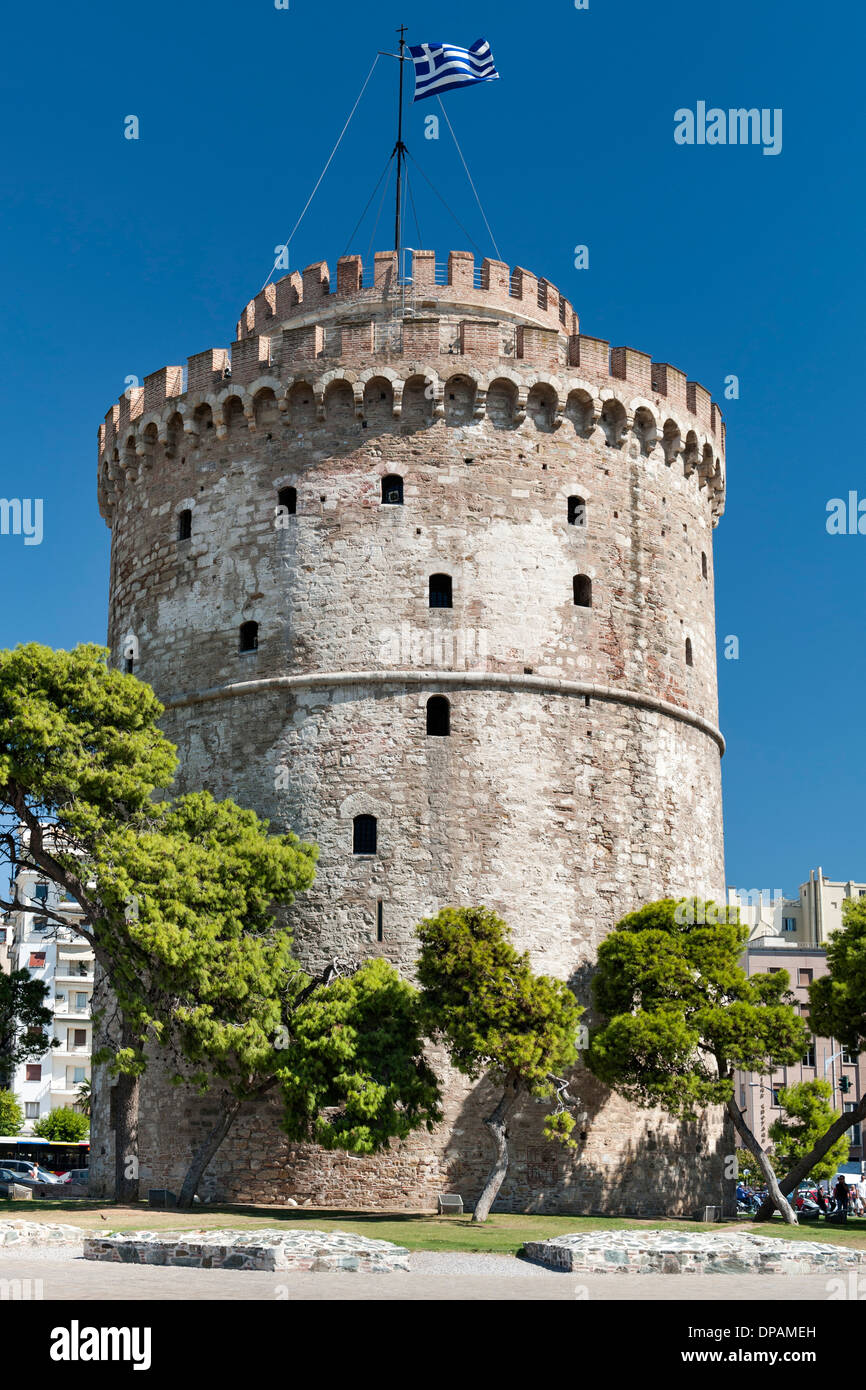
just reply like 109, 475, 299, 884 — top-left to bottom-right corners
409, 38, 500, 103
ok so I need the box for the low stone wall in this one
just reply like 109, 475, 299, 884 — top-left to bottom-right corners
83, 1228, 410, 1273
0, 1220, 84, 1246
522, 1230, 866, 1276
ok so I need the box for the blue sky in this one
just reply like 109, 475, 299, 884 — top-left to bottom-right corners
2, 0, 864, 898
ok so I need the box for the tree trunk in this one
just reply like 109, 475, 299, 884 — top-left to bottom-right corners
177, 1096, 244, 1209
725, 1097, 797, 1225
113, 1069, 140, 1205
754, 1090, 866, 1222
472, 1072, 523, 1224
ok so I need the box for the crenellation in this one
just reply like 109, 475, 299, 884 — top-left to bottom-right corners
143, 365, 183, 414
231, 335, 271, 386
571, 333, 610, 377
687, 380, 713, 433
611, 347, 653, 395
302, 260, 330, 304
447, 249, 474, 290
336, 254, 363, 296
373, 251, 398, 289
187, 348, 229, 395
117, 387, 143, 433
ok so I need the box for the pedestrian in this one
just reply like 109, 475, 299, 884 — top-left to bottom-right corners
833, 1175, 850, 1222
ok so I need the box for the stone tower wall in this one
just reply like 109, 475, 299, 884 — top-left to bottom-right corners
92, 248, 731, 1213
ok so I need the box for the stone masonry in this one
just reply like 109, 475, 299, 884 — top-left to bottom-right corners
93, 248, 730, 1214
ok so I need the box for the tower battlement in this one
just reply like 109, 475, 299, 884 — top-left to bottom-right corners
97, 249, 725, 528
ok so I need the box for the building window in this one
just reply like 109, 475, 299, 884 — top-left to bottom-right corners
376, 900, 384, 942
29, 953, 46, 968
771, 1088, 782, 1107
798, 968, 813, 987
567, 495, 586, 527
72, 1066, 86, 1085
34, 883, 48, 903
277, 486, 297, 516
701, 551, 707, 579
845, 1102, 862, 1148
75, 992, 88, 1011
25, 1102, 40, 1119
239, 621, 259, 654
353, 815, 377, 855
429, 574, 452, 609
782, 917, 797, 932
25, 1064, 41, 1082
382, 474, 404, 505
685, 637, 693, 667
124, 656, 134, 674
426, 696, 450, 737
841, 1047, 857, 1066
178, 508, 192, 541
70, 1028, 87, 1049
573, 574, 592, 608
803, 1045, 816, 1067
33, 918, 49, 932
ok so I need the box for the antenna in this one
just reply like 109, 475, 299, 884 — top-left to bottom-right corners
393, 25, 409, 256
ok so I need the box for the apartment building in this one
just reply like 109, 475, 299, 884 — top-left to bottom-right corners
8, 862, 93, 1131
728, 868, 866, 946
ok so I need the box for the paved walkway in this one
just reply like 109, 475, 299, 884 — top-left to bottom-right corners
0, 1248, 845, 1300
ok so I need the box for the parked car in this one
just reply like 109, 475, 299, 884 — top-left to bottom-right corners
0, 1159, 38, 1179
57, 1169, 88, 1185
0, 1166, 43, 1194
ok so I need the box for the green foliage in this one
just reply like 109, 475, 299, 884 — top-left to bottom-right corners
32, 1106, 90, 1142
277, 958, 442, 1151
415, 906, 582, 1135
0, 969, 56, 1089
588, 898, 810, 1119
0, 1089, 23, 1135
736, 1148, 756, 1179
768, 1080, 850, 1180
810, 899, 866, 1052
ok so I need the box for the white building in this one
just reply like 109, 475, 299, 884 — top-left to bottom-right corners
8, 862, 93, 1131
727, 868, 866, 946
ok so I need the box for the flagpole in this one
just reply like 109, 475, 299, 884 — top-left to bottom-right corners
393, 24, 408, 258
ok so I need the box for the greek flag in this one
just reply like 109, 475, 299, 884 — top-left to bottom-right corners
409, 38, 500, 103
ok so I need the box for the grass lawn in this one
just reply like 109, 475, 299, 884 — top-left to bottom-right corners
2, 1202, 866, 1255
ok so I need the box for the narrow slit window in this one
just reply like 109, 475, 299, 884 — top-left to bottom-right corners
568, 495, 586, 527
382, 474, 403, 505
353, 814, 377, 855
429, 574, 452, 609
277, 486, 297, 516
701, 551, 708, 580
573, 574, 592, 608
426, 695, 450, 736
376, 900, 384, 942
178, 508, 192, 541
239, 621, 259, 654
685, 637, 693, 667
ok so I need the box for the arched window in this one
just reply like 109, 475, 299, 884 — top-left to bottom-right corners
568, 496, 586, 527
277, 486, 297, 515
685, 637, 693, 667
178, 508, 192, 541
573, 574, 592, 608
429, 574, 452, 609
701, 551, 708, 580
426, 695, 450, 736
124, 656, 134, 674
382, 474, 403, 505
239, 621, 259, 654
353, 814, 377, 855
